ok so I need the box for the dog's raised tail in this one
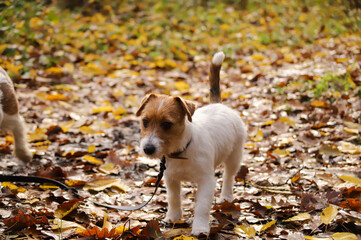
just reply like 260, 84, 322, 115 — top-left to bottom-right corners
209, 51, 225, 103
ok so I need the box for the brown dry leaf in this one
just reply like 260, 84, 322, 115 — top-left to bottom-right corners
84, 178, 129, 192
78, 225, 120, 238
54, 198, 84, 219
320, 206, 338, 225
52, 218, 85, 231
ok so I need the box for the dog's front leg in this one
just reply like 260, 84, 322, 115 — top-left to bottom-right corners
164, 177, 182, 222
191, 177, 216, 235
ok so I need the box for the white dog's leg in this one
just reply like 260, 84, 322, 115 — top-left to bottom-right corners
191, 177, 216, 235
221, 148, 242, 202
4, 114, 32, 162
164, 177, 182, 222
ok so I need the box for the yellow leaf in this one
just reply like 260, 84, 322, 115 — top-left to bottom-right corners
235, 224, 256, 238
305, 236, 332, 240
310, 100, 327, 108
337, 142, 360, 154
63, 63, 75, 73
335, 58, 349, 63
45, 67, 63, 75
273, 149, 290, 156
112, 89, 124, 98
5, 135, 13, 143
83, 62, 107, 76
263, 120, 275, 126
338, 175, 361, 186
251, 54, 265, 61
2, 182, 26, 193
165, 59, 177, 68
173, 235, 198, 240
283, 212, 311, 222
278, 117, 295, 125
83, 155, 103, 165
29, 17, 43, 29
343, 127, 358, 134
331, 232, 358, 240
298, 13, 307, 22
260, 220, 277, 232
321, 206, 338, 225
174, 81, 189, 91
251, 130, 263, 142
220, 23, 230, 30
88, 145, 96, 153
45, 93, 68, 101
115, 225, 129, 234
113, 106, 127, 115
221, 91, 232, 99
99, 163, 119, 174
84, 178, 129, 192
92, 106, 114, 114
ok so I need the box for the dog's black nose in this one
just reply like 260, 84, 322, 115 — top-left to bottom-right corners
144, 144, 156, 155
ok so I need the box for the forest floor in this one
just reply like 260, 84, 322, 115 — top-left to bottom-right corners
0, 1, 361, 239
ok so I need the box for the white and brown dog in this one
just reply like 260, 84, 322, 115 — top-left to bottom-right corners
136, 52, 246, 235
0, 67, 32, 162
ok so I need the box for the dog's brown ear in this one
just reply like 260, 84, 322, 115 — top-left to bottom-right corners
174, 97, 196, 122
136, 93, 157, 117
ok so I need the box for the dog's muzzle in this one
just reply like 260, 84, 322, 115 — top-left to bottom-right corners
143, 144, 156, 155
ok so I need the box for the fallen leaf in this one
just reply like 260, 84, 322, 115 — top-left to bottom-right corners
338, 175, 361, 186
251, 130, 263, 142
337, 142, 360, 154
320, 206, 338, 225
83, 155, 103, 165
283, 212, 311, 222
235, 224, 256, 238
84, 178, 129, 192
331, 232, 358, 240
260, 219, 277, 232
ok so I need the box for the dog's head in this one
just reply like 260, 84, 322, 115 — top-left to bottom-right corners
136, 93, 195, 158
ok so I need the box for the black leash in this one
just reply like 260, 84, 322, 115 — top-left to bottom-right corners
0, 156, 166, 211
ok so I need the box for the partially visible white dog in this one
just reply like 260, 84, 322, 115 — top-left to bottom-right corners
136, 52, 246, 235
0, 67, 32, 162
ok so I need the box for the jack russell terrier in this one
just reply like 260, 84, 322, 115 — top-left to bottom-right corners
136, 52, 246, 235
0, 66, 32, 162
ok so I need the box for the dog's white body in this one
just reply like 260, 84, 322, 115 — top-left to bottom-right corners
137, 52, 246, 235
163, 103, 246, 234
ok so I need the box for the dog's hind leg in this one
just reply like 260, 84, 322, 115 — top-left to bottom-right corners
220, 147, 243, 202
3, 114, 32, 162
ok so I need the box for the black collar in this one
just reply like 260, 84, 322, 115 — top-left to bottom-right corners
167, 137, 192, 159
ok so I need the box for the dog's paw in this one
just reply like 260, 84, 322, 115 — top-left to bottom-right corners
15, 148, 32, 162
220, 195, 233, 203
191, 225, 210, 236
164, 211, 182, 223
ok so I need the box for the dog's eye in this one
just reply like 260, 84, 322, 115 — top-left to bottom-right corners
161, 121, 173, 131
142, 119, 149, 128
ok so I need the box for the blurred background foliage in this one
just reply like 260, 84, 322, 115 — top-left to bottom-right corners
0, 0, 360, 71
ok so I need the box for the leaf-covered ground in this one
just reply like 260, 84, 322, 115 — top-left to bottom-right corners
0, 1, 361, 239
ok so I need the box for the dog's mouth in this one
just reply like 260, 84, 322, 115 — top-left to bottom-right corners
140, 137, 163, 159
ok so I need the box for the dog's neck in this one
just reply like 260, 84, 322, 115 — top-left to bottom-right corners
167, 120, 192, 159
